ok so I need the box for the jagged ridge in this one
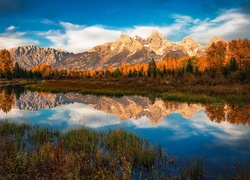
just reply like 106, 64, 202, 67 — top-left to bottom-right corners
53, 31, 213, 70
7, 31, 226, 70
8, 45, 73, 69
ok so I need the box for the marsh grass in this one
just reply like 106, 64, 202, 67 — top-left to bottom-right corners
1, 121, 249, 179
0, 78, 34, 86
0, 122, 178, 179
25, 79, 250, 104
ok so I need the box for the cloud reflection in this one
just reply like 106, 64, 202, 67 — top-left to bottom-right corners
0, 102, 120, 129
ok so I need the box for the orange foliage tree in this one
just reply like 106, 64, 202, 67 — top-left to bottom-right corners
0, 49, 14, 78
32, 64, 53, 78
206, 41, 227, 75
228, 39, 250, 70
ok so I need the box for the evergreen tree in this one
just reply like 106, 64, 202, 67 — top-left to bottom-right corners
229, 58, 239, 72
138, 67, 144, 77
147, 58, 157, 78
5, 70, 13, 80
112, 68, 122, 78
185, 59, 194, 74
127, 69, 133, 78
13, 62, 21, 78
104, 70, 111, 78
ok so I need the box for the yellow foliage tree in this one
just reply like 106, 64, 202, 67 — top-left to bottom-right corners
0, 49, 14, 77
32, 64, 53, 78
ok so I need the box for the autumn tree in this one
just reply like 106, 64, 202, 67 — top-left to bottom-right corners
0, 49, 14, 78
228, 39, 250, 71
32, 64, 53, 78
206, 41, 227, 76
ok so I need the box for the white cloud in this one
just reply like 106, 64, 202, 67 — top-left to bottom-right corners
171, 14, 200, 25
40, 22, 123, 53
41, 22, 185, 53
41, 19, 55, 25
190, 9, 250, 45
6, 25, 16, 31
2, 8, 250, 52
41, 8, 250, 53
0, 27, 39, 50
0, 102, 120, 129
125, 25, 182, 39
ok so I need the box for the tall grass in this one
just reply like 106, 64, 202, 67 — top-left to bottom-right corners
1, 121, 249, 179
0, 122, 174, 179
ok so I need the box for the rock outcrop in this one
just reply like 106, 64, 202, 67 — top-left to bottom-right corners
8, 45, 73, 69
53, 30, 209, 70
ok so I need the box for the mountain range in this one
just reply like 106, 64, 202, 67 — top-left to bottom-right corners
7, 31, 225, 70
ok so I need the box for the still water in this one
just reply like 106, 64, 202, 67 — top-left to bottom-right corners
0, 86, 250, 177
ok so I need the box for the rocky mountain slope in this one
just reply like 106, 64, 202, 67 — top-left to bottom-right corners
206, 36, 226, 47
8, 45, 73, 69
53, 30, 207, 70
7, 31, 225, 70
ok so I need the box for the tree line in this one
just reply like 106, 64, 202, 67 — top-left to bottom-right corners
0, 39, 249, 83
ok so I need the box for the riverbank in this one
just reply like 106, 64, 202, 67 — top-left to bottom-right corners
0, 78, 35, 86
25, 78, 250, 104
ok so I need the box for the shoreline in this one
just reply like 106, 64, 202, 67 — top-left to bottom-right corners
0, 78, 36, 86
25, 78, 250, 104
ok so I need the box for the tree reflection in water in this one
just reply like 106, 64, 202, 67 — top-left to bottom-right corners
0, 86, 25, 113
205, 103, 250, 126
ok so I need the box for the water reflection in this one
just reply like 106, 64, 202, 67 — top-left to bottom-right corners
206, 104, 250, 126
0, 86, 249, 126
0, 85, 25, 113
0, 86, 249, 177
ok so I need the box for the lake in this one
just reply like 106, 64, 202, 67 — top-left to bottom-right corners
0, 85, 249, 178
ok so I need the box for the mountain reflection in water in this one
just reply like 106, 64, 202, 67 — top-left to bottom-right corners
0, 86, 249, 126
0, 86, 250, 177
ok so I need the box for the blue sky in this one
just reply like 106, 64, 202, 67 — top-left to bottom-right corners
0, 0, 250, 53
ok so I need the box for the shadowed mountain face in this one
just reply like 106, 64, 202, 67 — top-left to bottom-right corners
8, 45, 73, 69
7, 31, 223, 70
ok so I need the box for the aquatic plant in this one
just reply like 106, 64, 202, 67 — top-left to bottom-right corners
0, 121, 249, 179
